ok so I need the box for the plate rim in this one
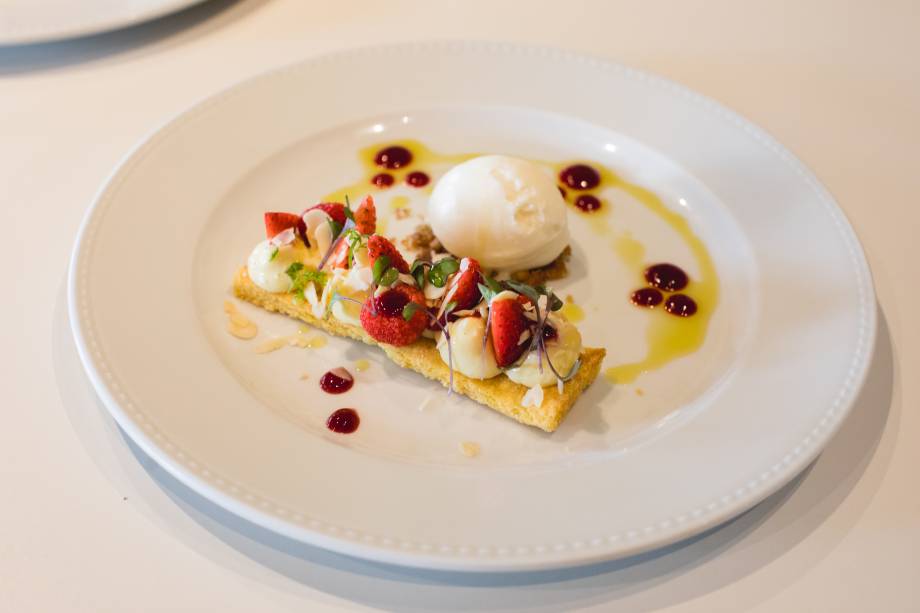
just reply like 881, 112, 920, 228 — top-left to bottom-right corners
67, 40, 877, 571
0, 0, 207, 46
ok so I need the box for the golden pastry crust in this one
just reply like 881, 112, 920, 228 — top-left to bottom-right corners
232, 267, 605, 432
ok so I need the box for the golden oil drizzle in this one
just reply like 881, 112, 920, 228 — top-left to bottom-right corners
255, 325, 327, 353
354, 359, 371, 372
552, 161, 719, 384
224, 300, 257, 339
560, 296, 585, 323
603, 181, 718, 384
613, 232, 646, 270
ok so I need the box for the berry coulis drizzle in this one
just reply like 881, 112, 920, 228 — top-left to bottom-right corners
326, 408, 360, 433
320, 368, 354, 394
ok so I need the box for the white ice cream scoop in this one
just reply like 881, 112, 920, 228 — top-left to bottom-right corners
428, 155, 569, 271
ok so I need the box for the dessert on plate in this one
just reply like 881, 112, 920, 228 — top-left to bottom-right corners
232, 156, 604, 432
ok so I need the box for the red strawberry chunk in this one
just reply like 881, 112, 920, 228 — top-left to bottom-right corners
354, 195, 377, 234
445, 257, 482, 312
360, 285, 427, 346
367, 235, 409, 273
303, 202, 347, 226
489, 297, 530, 367
264, 212, 306, 240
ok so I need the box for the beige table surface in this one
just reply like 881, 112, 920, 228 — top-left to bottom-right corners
1, 1, 917, 610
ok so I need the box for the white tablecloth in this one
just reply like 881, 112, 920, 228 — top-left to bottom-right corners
1, 0, 916, 610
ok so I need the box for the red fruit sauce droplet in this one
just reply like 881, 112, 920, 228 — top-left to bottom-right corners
406, 171, 430, 187
558, 186, 567, 199
664, 294, 698, 317
326, 408, 360, 433
371, 173, 394, 188
559, 164, 601, 190
542, 325, 558, 342
374, 146, 412, 170
374, 289, 411, 317
631, 287, 664, 308
574, 194, 601, 213
644, 263, 689, 292
319, 368, 354, 394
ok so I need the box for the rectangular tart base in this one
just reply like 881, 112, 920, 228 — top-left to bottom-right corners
233, 267, 605, 432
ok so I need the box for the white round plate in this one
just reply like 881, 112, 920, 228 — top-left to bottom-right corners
69, 42, 875, 571
0, 0, 206, 45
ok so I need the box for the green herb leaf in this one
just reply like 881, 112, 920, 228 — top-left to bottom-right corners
477, 282, 494, 303
372, 255, 391, 284
269, 247, 279, 261
402, 301, 422, 321
504, 280, 540, 304
547, 292, 564, 312
285, 263, 327, 294
428, 257, 459, 288
443, 300, 457, 314
343, 195, 356, 222
327, 218, 343, 240
379, 267, 399, 287
437, 257, 460, 275
484, 275, 502, 294
410, 259, 429, 288
285, 262, 305, 279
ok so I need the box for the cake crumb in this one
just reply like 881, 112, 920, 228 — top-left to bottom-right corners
300, 373, 310, 380
635, 388, 645, 396
394, 207, 412, 220
460, 441, 481, 458
509, 246, 572, 285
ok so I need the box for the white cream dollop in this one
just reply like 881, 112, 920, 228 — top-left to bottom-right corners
436, 316, 501, 380
317, 246, 373, 327
247, 239, 308, 293
505, 314, 582, 388
428, 155, 569, 271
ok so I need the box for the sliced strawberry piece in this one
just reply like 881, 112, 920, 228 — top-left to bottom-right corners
354, 195, 377, 234
367, 235, 409, 273
360, 285, 427, 346
445, 257, 482, 312
303, 202, 347, 226
264, 212, 306, 240
489, 297, 530, 367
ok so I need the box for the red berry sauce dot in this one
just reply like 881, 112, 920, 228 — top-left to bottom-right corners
319, 368, 354, 394
374, 146, 412, 169
664, 294, 698, 317
558, 186, 567, 199
406, 171, 430, 187
559, 164, 601, 190
542, 325, 558, 342
644, 263, 689, 292
326, 408, 360, 433
371, 173, 394, 188
631, 287, 664, 308
374, 289, 411, 317
574, 194, 602, 213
